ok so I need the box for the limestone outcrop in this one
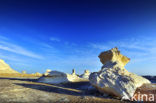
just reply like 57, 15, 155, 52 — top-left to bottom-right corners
71, 69, 76, 75
44, 69, 52, 76
98, 47, 130, 67
80, 70, 90, 79
0, 59, 19, 74
38, 70, 85, 84
22, 71, 26, 74
89, 47, 151, 100
35, 72, 42, 76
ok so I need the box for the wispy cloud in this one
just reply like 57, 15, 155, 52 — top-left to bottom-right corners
0, 37, 43, 59
89, 43, 110, 50
0, 52, 21, 62
39, 42, 54, 48
89, 36, 156, 63
50, 37, 60, 42
0, 35, 9, 40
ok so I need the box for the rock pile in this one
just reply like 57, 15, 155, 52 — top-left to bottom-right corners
89, 47, 151, 100
0, 59, 19, 74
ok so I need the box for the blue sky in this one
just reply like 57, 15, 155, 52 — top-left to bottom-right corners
0, 0, 156, 75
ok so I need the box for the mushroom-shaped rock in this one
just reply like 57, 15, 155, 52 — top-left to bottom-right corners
89, 47, 151, 100
98, 47, 130, 67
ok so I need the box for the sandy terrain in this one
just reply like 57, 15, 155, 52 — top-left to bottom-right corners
0, 73, 42, 78
0, 77, 132, 103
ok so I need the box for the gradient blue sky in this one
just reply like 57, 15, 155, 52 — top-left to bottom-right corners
0, 0, 156, 75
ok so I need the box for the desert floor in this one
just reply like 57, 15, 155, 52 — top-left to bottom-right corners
0, 77, 133, 103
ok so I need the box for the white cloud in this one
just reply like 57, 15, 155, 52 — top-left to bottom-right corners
0, 40, 43, 59
0, 52, 21, 62
89, 43, 110, 50
89, 36, 156, 63
50, 37, 60, 42
39, 42, 54, 48
0, 35, 9, 40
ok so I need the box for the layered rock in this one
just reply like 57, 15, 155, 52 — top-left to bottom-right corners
0, 59, 19, 74
89, 47, 151, 100
38, 70, 84, 84
80, 70, 90, 79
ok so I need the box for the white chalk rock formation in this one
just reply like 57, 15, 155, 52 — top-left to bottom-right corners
44, 69, 52, 76
38, 70, 83, 84
71, 69, 76, 75
89, 47, 151, 100
0, 59, 19, 73
35, 72, 42, 76
80, 70, 90, 79
22, 70, 26, 74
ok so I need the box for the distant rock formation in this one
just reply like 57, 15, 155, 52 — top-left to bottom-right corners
89, 47, 151, 100
22, 70, 26, 74
71, 69, 76, 75
80, 70, 90, 79
0, 59, 19, 74
44, 69, 52, 76
38, 70, 85, 84
35, 72, 42, 76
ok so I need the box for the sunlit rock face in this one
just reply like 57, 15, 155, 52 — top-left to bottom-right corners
0, 59, 19, 73
89, 47, 151, 100
35, 72, 42, 76
98, 47, 130, 68
80, 70, 90, 79
38, 70, 84, 84
38, 71, 69, 84
71, 69, 77, 76
44, 69, 52, 76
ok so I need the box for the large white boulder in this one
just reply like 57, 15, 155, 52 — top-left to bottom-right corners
38, 70, 84, 84
89, 48, 151, 100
